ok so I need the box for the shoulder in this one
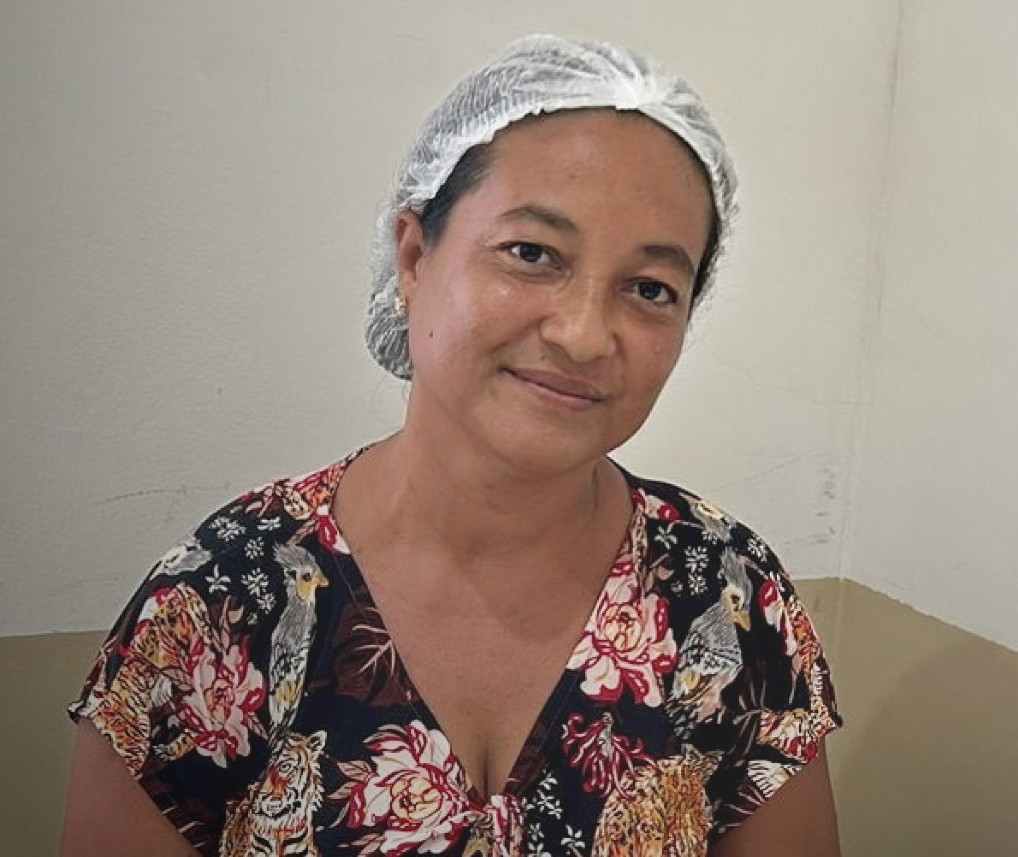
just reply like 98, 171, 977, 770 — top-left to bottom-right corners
70, 462, 348, 752
625, 469, 812, 663
121, 461, 347, 634
204, 460, 346, 552
627, 471, 842, 786
627, 470, 778, 572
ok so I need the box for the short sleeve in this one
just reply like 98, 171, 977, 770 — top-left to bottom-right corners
706, 528, 842, 838
68, 507, 274, 855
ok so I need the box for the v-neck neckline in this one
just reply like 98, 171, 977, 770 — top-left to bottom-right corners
314, 446, 646, 805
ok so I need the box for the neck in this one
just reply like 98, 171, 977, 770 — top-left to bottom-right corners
359, 428, 614, 565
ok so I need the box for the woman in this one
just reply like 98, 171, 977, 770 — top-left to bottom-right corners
62, 35, 841, 856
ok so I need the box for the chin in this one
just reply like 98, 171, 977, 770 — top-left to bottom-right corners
481, 419, 618, 477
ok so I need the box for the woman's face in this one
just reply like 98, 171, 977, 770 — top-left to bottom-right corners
397, 110, 713, 474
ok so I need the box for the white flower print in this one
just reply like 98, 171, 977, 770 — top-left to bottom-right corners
256, 591, 276, 614
538, 770, 558, 791
653, 522, 678, 550
689, 571, 708, 596
685, 546, 708, 574
562, 825, 585, 854
748, 535, 769, 561
205, 565, 229, 594
242, 569, 268, 599
526, 824, 553, 857
524, 769, 564, 823
210, 515, 244, 543
243, 538, 264, 560
256, 516, 281, 532
179, 631, 266, 767
533, 790, 562, 819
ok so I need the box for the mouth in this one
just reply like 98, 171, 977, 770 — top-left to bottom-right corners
505, 368, 607, 408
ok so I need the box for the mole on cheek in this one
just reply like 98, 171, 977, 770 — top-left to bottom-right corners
428, 330, 434, 339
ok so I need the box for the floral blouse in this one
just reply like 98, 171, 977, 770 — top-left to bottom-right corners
70, 448, 841, 857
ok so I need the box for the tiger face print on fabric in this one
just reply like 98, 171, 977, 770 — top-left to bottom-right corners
221, 730, 328, 857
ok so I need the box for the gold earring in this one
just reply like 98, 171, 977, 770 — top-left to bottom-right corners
394, 291, 407, 316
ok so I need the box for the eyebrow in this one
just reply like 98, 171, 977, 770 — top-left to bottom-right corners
640, 243, 697, 279
497, 204, 578, 234
496, 204, 697, 279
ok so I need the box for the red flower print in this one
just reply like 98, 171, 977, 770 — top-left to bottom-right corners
317, 511, 348, 554
244, 480, 310, 521
758, 578, 799, 665
633, 489, 681, 522
343, 721, 475, 856
126, 585, 266, 768
562, 712, 653, 797
179, 633, 266, 767
568, 572, 678, 707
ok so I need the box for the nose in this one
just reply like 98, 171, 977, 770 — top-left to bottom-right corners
538, 277, 618, 365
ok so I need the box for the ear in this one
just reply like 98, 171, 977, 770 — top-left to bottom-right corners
307, 730, 327, 755
395, 209, 427, 303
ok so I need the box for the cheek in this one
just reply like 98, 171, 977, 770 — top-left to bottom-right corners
613, 348, 681, 426
408, 264, 504, 369
637, 335, 683, 390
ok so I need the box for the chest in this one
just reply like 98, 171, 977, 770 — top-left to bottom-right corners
360, 560, 605, 799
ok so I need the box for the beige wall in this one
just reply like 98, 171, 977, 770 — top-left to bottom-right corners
846, 0, 1018, 650
1, 0, 897, 636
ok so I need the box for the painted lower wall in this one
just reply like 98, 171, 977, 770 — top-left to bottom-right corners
799, 579, 1018, 857
0, 631, 101, 857
3, 578, 1016, 856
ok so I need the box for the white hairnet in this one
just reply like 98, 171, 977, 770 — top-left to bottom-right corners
366, 33, 737, 380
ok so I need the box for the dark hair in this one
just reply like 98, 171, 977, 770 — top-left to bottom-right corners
418, 139, 719, 305
419, 144, 493, 246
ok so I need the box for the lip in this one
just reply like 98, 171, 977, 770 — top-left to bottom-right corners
506, 368, 607, 404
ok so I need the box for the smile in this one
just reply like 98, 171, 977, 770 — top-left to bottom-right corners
505, 368, 607, 409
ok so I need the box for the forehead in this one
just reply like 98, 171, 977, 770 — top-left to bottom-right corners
458, 110, 714, 248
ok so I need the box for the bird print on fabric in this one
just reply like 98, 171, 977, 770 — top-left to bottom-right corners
690, 499, 733, 543
667, 549, 751, 727
147, 536, 212, 580
719, 548, 752, 630
268, 544, 329, 738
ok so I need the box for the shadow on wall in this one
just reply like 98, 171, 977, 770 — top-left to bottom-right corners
827, 580, 1018, 857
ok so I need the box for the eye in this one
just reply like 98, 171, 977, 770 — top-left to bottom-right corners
632, 279, 679, 306
508, 242, 551, 265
